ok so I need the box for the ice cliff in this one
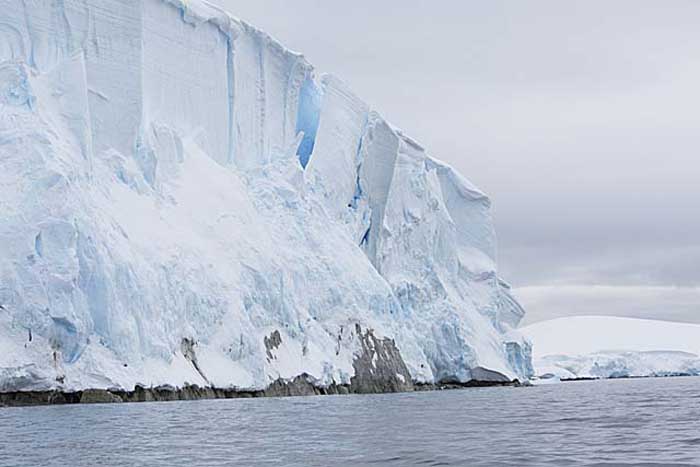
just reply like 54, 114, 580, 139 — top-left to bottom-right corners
0, 0, 532, 393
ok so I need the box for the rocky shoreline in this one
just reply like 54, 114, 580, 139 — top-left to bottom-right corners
1, 326, 521, 408
0, 375, 520, 408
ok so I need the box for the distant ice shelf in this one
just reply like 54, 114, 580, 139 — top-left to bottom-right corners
521, 316, 700, 381
0, 0, 531, 394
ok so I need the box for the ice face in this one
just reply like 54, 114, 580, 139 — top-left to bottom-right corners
305, 75, 370, 218
0, 0, 532, 392
357, 113, 400, 269
142, 0, 232, 166
231, 23, 312, 169
0, 0, 144, 157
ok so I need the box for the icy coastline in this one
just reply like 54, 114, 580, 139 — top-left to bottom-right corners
522, 316, 700, 381
0, 0, 531, 398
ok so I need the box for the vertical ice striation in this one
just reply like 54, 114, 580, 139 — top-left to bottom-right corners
80, 1, 143, 159
230, 23, 264, 168
141, 0, 231, 166
0, 0, 143, 157
0, 0, 532, 394
231, 22, 313, 169
357, 113, 399, 269
305, 75, 369, 218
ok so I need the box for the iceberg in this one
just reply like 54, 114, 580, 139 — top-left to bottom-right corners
0, 0, 531, 396
521, 316, 700, 381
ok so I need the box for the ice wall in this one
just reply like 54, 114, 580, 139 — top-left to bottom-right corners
0, 0, 532, 393
305, 75, 369, 218
141, 0, 231, 166
231, 22, 313, 169
0, 0, 143, 157
357, 113, 399, 269
0, 0, 317, 171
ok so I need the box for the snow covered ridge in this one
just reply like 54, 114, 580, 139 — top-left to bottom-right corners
521, 317, 700, 381
0, 0, 532, 394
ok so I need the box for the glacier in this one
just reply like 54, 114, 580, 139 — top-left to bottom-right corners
0, 0, 532, 395
522, 317, 700, 381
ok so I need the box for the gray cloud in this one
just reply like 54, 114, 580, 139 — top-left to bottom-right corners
215, 0, 700, 322
517, 286, 700, 325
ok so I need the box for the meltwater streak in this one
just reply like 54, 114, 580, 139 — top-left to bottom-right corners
2, 377, 700, 466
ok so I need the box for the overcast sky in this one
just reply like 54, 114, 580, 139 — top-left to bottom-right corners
216, 0, 699, 324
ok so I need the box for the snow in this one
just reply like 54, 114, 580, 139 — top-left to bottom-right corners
523, 316, 700, 358
0, 0, 531, 393
522, 316, 700, 380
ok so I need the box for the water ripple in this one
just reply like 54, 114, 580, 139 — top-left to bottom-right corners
1, 377, 700, 466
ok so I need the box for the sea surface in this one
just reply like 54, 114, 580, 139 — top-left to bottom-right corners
1, 377, 700, 466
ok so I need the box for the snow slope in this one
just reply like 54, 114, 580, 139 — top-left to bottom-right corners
0, 0, 531, 393
522, 317, 700, 379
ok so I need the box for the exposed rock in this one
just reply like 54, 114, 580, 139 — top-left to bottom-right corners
265, 374, 320, 397
80, 389, 123, 404
264, 330, 282, 360
469, 367, 513, 384
0, 375, 521, 407
181, 338, 209, 385
432, 366, 516, 387
0, 390, 80, 407
350, 324, 414, 394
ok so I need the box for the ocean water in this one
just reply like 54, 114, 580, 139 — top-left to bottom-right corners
1, 377, 699, 466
